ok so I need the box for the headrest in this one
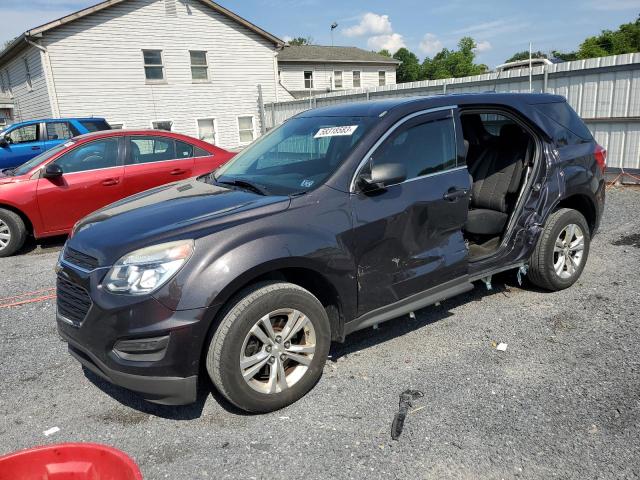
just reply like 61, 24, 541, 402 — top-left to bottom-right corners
461, 114, 490, 144
462, 139, 469, 159
499, 123, 524, 139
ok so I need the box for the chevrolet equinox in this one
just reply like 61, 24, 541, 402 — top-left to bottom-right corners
56, 94, 606, 412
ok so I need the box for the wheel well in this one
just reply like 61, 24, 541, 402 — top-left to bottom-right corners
215, 267, 345, 343
0, 204, 33, 235
554, 195, 596, 234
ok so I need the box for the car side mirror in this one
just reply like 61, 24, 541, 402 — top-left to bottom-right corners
358, 162, 407, 192
0, 136, 8, 148
43, 163, 64, 179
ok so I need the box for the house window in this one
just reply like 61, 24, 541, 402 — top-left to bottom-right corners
152, 120, 172, 131
304, 71, 313, 89
23, 58, 32, 91
143, 50, 164, 81
353, 71, 361, 88
197, 118, 217, 144
238, 116, 255, 144
378, 71, 386, 86
4, 70, 12, 95
333, 71, 342, 89
190, 51, 209, 81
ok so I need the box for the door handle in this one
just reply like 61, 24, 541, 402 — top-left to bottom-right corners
31, 146, 41, 151
101, 178, 120, 186
169, 168, 187, 175
443, 188, 468, 202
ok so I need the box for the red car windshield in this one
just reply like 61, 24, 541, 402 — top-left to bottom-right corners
10, 142, 73, 176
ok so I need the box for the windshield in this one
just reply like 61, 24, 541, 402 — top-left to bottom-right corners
10, 142, 71, 176
214, 116, 374, 195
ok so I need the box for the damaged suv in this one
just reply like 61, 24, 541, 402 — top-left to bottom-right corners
56, 94, 605, 412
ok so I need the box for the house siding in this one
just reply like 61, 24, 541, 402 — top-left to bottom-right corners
0, 45, 52, 122
42, 0, 281, 149
278, 62, 397, 97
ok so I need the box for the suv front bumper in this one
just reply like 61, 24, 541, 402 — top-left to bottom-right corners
55, 262, 216, 405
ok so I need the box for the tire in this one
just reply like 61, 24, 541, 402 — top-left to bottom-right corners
206, 281, 331, 413
528, 208, 590, 291
0, 208, 27, 258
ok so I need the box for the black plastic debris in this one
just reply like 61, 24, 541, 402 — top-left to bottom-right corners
391, 389, 424, 440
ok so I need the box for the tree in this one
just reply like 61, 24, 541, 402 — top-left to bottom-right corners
288, 36, 313, 46
504, 50, 547, 63
377, 49, 392, 57
393, 47, 421, 83
420, 37, 488, 80
552, 15, 640, 61
551, 50, 579, 61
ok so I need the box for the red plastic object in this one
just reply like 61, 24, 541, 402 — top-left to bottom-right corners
0, 443, 143, 480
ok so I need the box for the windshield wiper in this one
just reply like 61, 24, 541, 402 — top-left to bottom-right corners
1, 168, 15, 177
217, 178, 270, 196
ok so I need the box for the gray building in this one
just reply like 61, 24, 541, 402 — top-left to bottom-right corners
277, 45, 400, 99
0, 0, 288, 149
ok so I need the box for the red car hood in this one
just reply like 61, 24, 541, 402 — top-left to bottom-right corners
0, 171, 31, 185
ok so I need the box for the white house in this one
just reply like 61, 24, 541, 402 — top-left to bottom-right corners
277, 45, 400, 99
0, 0, 293, 149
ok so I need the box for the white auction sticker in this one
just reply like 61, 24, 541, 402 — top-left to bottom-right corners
314, 125, 358, 138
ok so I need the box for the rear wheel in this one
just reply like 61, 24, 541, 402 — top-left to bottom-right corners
528, 208, 590, 291
0, 208, 27, 257
206, 281, 331, 413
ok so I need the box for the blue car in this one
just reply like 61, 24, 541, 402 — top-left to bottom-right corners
0, 118, 111, 169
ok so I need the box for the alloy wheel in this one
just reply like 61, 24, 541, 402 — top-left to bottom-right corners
553, 223, 585, 279
0, 219, 10, 251
240, 308, 316, 394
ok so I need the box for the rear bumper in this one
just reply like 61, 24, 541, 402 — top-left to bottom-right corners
61, 329, 198, 405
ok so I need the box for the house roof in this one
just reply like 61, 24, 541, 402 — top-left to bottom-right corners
278, 45, 401, 65
0, 0, 283, 64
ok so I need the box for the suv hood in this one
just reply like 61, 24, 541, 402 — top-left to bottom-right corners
69, 177, 291, 265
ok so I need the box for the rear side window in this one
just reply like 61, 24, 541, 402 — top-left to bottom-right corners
46, 122, 75, 141
372, 115, 457, 181
176, 140, 194, 159
194, 146, 210, 157
128, 136, 176, 164
79, 120, 111, 132
535, 102, 592, 143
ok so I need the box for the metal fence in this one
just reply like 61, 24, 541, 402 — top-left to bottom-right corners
264, 53, 640, 177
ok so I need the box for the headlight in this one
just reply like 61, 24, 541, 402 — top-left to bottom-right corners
104, 240, 194, 295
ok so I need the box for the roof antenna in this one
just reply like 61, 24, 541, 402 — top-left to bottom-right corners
330, 22, 338, 47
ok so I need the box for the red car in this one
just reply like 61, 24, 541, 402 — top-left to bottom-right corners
0, 129, 234, 256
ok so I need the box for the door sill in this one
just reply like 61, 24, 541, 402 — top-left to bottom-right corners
345, 277, 474, 336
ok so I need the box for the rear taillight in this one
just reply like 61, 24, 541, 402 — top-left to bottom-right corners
594, 144, 607, 173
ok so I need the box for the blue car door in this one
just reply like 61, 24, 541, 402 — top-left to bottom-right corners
43, 121, 76, 151
0, 122, 45, 169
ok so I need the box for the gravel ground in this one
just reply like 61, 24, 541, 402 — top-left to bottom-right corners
1, 187, 639, 479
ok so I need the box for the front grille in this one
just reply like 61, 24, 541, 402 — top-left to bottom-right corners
57, 276, 92, 326
63, 247, 99, 270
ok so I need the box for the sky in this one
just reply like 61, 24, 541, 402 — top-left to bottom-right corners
1, 0, 639, 67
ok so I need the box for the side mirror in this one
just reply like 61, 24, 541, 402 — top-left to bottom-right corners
0, 136, 8, 148
358, 162, 407, 192
43, 163, 64, 179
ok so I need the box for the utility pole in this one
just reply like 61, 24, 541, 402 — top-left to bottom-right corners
529, 42, 533, 93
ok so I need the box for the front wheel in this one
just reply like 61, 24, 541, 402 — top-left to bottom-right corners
206, 282, 331, 413
528, 208, 591, 291
0, 208, 27, 257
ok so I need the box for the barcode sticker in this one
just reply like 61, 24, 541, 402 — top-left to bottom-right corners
314, 125, 358, 138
